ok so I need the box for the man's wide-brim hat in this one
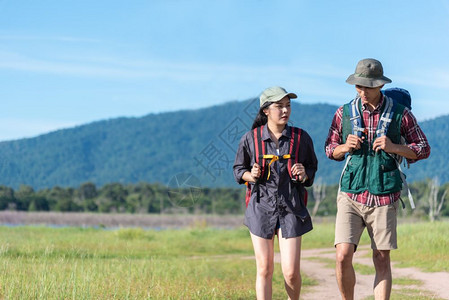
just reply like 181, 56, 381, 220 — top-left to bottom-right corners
346, 58, 392, 88
259, 86, 297, 107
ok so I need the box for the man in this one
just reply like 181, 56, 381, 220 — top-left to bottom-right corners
325, 58, 430, 299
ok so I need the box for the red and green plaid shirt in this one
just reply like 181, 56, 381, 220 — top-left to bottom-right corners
325, 96, 430, 206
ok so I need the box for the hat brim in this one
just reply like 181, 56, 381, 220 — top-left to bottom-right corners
346, 75, 392, 87
260, 91, 298, 107
270, 92, 298, 103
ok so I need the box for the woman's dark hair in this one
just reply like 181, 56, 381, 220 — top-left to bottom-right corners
251, 102, 272, 129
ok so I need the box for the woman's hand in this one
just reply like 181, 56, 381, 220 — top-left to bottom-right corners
242, 163, 262, 183
291, 163, 307, 182
251, 163, 261, 180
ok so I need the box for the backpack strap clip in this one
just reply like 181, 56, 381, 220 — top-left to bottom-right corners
245, 126, 308, 207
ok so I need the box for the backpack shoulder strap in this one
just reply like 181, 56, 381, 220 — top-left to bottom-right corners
249, 126, 267, 204
288, 127, 302, 181
376, 96, 395, 138
252, 125, 266, 180
288, 126, 309, 206
377, 97, 415, 210
349, 97, 365, 138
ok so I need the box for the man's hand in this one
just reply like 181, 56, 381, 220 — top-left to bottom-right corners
343, 134, 364, 153
373, 136, 418, 159
332, 134, 364, 160
373, 136, 394, 153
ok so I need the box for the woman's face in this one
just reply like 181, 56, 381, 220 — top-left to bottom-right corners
264, 96, 291, 126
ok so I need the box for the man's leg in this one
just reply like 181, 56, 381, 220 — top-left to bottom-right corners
278, 229, 302, 300
336, 243, 356, 300
250, 232, 275, 300
372, 249, 392, 300
334, 192, 365, 300
366, 202, 398, 300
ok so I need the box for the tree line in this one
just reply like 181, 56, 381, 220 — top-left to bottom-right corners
0, 179, 447, 219
0, 182, 245, 214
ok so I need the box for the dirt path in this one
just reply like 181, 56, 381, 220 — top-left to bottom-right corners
284, 246, 449, 299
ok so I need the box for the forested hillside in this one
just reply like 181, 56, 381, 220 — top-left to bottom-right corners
0, 99, 445, 189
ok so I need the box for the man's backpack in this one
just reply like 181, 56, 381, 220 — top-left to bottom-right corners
345, 87, 415, 208
383, 87, 411, 110
245, 125, 307, 207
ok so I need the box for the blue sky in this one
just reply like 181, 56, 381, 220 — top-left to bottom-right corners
1, 0, 448, 141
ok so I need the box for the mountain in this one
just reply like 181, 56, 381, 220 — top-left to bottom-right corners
0, 99, 445, 189
414, 115, 449, 182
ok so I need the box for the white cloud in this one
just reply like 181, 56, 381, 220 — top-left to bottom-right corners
0, 51, 152, 79
0, 47, 446, 123
394, 69, 449, 90
0, 48, 348, 84
0, 118, 79, 142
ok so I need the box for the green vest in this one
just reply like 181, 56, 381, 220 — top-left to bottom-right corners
340, 99, 405, 195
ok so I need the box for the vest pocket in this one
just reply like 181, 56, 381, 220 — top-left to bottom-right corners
380, 167, 402, 193
343, 160, 363, 191
377, 154, 402, 193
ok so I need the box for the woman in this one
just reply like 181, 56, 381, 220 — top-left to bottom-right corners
233, 86, 318, 299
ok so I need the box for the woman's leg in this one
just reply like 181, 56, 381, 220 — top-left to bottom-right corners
250, 232, 275, 300
278, 229, 302, 300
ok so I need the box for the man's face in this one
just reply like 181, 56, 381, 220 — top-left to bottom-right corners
355, 85, 384, 104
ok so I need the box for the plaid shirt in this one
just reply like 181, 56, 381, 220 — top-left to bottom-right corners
325, 95, 431, 206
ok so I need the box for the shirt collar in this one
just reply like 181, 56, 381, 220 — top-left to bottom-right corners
261, 124, 290, 141
361, 94, 385, 113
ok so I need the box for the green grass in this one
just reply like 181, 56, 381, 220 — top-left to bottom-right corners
394, 277, 423, 286
363, 288, 445, 300
0, 220, 448, 299
353, 263, 375, 275
0, 226, 314, 299
393, 221, 449, 272
0, 255, 260, 299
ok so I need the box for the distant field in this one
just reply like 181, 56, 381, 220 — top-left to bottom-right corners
0, 213, 448, 299
0, 211, 244, 228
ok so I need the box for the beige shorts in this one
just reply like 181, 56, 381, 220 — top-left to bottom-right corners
334, 191, 398, 251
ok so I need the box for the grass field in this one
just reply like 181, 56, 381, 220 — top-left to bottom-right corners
0, 219, 448, 299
